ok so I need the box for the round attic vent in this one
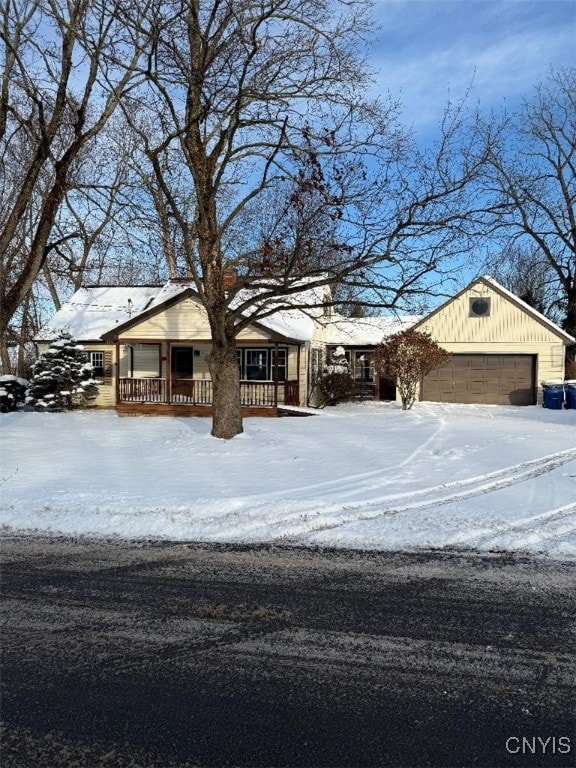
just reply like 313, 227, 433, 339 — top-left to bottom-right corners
470, 297, 490, 317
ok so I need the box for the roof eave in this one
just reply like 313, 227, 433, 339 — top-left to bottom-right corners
101, 287, 308, 345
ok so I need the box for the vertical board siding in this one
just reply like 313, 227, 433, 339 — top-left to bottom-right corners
414, 283, 569, 404
419, 284, 563, 344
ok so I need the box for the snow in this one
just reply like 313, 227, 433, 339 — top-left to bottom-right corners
231, 279, 328, 341
35, 286, 159, 341
324, 313, 421, 345
35, 280, 326, 344
34, 277, 421, 348
0, 375, 29, 387
1, 402, 575, 559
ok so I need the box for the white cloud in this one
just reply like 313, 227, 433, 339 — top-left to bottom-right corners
370, 0, 575, 133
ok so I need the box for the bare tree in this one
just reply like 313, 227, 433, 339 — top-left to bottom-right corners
481, 69, 576, 342
486, 243, 565, 322
374, 330, 451, 411
122, 0, 490, 438
0, 0, 148, 367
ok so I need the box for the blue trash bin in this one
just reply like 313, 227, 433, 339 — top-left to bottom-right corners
541, 380, 564, 409
565, 380, 576, 410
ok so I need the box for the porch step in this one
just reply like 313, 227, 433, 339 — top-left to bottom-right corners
278, 407, 315, 417
117, 403, 278, 418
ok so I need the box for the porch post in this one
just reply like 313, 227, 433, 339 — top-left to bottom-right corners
166, 342, 172, 404
115, 342, 120, 404
296, 344, 301, 406
273, 341, 279, 407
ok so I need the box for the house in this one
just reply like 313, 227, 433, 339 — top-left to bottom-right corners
35, 275, 574, 414
35, 278, 327, 416
316, 276, 574, 406
313, 313, 422, 402
414, 276, 574, 405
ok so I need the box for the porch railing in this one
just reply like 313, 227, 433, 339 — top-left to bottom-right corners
240, 381, 276, 406
119, 377, 277, 407
119, 377, 167, 402
171, 379, 212, 405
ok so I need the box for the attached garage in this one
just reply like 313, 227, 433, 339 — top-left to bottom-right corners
413, 276, 574, 407
422, 354, 536, 406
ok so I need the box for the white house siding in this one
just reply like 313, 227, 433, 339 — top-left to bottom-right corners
114, 339, 304, 407
114, 296, 307, 406
86, 344, 116, 407
297, 344, 308, 407
119, 297, 272, 341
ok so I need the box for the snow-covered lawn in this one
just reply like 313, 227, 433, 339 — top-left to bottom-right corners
1, 402, 575, 559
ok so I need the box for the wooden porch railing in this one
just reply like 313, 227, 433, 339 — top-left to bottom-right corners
119, 377, 167, 402
171, 379, 212, 405
284, 380, 299, 406
119, 378, 278, 407
240, 381, 276, 406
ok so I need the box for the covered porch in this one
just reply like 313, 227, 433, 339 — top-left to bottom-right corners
114, 341, 301, 416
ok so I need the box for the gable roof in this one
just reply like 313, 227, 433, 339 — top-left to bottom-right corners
412, 275, 575, 344
35, 285, 160, 342
37, 274, 573, 349
36, 279, 326, 344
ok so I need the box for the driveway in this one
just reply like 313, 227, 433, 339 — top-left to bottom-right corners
1, 536, 575, 767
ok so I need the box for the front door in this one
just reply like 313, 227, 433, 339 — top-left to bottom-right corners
171, 346, 194, 400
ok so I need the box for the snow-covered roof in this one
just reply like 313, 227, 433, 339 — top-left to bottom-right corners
481, 276, 575, 343
146, 280, 192, 309
35, 286, 159, 341
38, 274, 570, 348
324, 313, 422, 346
233, 281, 327, 342
35, 279, 328, 344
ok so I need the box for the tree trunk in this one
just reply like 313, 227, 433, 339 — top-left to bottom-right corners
209, 340, 243, 439
564, 289, 576, 372
563, 288, 576, 340
0, 338, 11, 375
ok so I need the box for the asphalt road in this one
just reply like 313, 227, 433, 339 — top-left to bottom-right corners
1, 536, 575, 768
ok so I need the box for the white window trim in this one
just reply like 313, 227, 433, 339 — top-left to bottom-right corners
89, 351, 105, 382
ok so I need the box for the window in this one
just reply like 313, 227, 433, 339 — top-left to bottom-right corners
310, 348, 323, 384
89, 351, 105, 381
236, 348, 288, 381
245, 349, 269, 380
354, 351, 374, 382
470, 297, 491, 317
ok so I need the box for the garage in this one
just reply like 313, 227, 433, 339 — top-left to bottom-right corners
421, 354, 536, 405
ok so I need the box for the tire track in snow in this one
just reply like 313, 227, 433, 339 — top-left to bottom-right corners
275, 447, 576, 541
262, 412, 447, 501
462, 501, 576, 548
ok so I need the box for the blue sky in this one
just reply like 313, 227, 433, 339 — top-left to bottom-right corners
371, 0, 575, 140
